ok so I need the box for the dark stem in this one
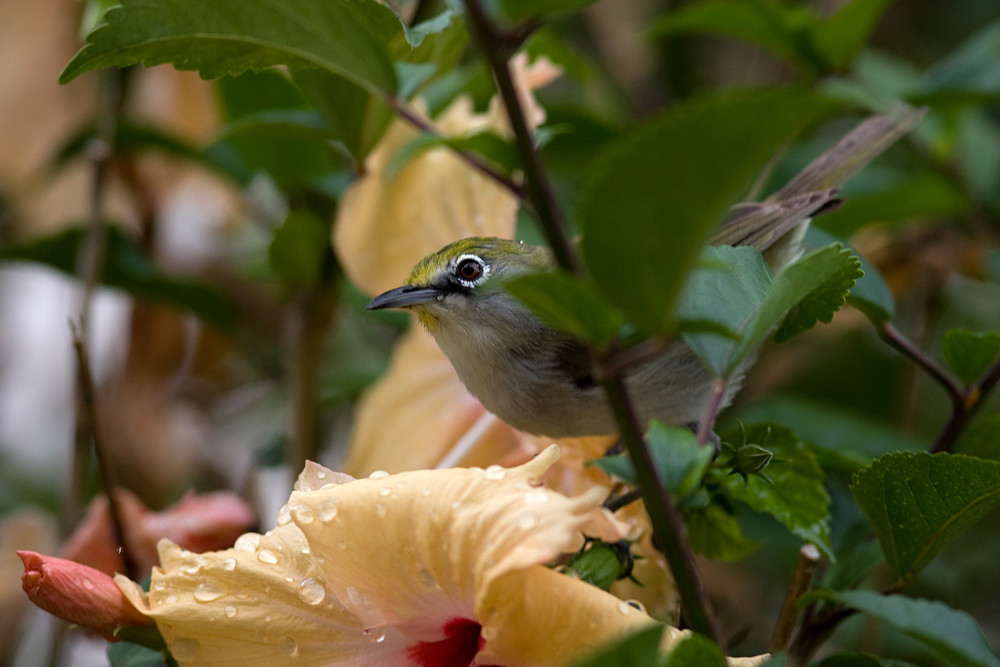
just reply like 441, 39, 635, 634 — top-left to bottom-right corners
696, 377, 729, 447
770, 544, 821, 653
877, 322, 962, 406
602, 374, 725, 648
387, 96, 525, 199
460, 0, 581, 274
931, 354, 1000, 453
70, 320, 139, 580
604, 487, 643, 513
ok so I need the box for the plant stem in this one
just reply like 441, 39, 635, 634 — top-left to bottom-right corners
877, 322, 961, 405
602, 374, 725, 648
770, 544, 821, 653
70, 320, 139, 580
387, 97, 525, 198
460, 0, 581, 274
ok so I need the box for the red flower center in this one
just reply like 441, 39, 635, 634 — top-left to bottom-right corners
406, 617, 484, 667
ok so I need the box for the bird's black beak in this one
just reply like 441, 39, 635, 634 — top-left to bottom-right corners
367, 285, 443, 310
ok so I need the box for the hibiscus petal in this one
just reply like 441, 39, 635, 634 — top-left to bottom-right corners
117, 530, 410, 666
289, 446, 623, 643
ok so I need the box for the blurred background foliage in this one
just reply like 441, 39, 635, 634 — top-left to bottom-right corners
0, 0, 998, 665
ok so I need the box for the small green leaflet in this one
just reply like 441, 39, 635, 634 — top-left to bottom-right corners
941, 328, 1000, 384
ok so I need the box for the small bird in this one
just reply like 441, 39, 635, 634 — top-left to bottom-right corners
367, 110, 923, 437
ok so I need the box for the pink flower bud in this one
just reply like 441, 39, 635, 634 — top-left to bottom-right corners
18, 551, 153, 641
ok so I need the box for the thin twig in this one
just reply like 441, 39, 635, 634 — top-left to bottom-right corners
602, 374, 726, 648
387, 96, 525, 198
70, 320, 139, 579
770, 544, 822, 653
696, 377, 729, 447
931, 353, 1000, 453
876, 322, 962, 405
460, 0, 581, 274
604, 488, 643, 513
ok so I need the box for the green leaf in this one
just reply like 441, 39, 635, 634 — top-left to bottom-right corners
108, 642, 175, 667
60, 0, 400, 96
0, 227, 237, 330
809, 0, 894, 71
721, 424, 833, 559
955, 414, 1000, 461
941, 329, 1000, 384
577, 88, 832, 337
911, 19, 1000, 106
268, 211, 330, 287
663, 633, 727, 667
652, 0, 822, 75
505, 270, 624, 346
774, 245, 863, 342
683, 243, 860, 376
594, 422, 713, 499
501, 0, 599, 23
686, 502, 757, 561
813, 590, 1000, 667
850, 452, 1000, 585
569, 625, 664, 667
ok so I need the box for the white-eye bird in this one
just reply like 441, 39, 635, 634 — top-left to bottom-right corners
367, 109, 924, 438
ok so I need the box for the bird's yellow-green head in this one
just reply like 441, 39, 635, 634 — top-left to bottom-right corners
367, 237, 552, 332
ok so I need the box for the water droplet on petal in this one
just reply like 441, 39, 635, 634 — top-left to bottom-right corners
279, 636, 299, 656
337, 540, 347, 550
298, 577, 326, 605
257, 549, 279, 565
364, 627, 387, 644
165, 594, 179, 605
234, 534, 261, 553
225, 605, 238, 619
518, 512, 538, 530
290, 501, 315, 525
171, 637, 200, 659
417, 568, 436, 588
316, 470, 326, 480
180, 556, 204, 574
369, 470, 389, 480
82, 578, 95, 591
264, 614, 273, 623
194, 582, 225, 603
276, 503, 292, 526
300, 544, 311, 555
318, 499, 338, 521
484, 464, 506, 480
375, 503, 387, 518
224, 557, 237, 572
421, 487, 432, 496
378, 486, 391, 497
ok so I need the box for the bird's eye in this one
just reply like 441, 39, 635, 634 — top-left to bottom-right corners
454, 255, 488, 287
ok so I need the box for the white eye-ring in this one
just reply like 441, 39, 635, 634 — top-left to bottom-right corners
454, 254, 490, 288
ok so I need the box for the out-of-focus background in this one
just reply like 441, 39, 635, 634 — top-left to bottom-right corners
2, 0, 999, 665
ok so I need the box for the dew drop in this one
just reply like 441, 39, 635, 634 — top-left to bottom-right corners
165, 594, 179, 605
234, 534, 261, 553
284, 575, 294, 584
276, 503, 292, 526
318, 498, 338, 521
152, 580, 167, 592
484, 464, 506, 480
265, 614, 273, 623
180, 556, 204, 574
224, 557, 237, 572
378, 486, 391, 497
298, 577, 326, 606
364, 627, 387, 644
316, 470, 326, 480
290, 502, 315, 525
194, 582, 225, 603
279, 636, 299, 657
368, 470, 389, 480
417, 568, 436, 588
337, 540, 347, 550
225, 605, 238, 619
257, 549, 279, 565
300, 544, 311, 555
525, 489, 549, 505
517, 512, 538, 530
421, 487, 432, 496
171, 637, 200, 659
375, 503, 387, 518
82, 578, 95, 591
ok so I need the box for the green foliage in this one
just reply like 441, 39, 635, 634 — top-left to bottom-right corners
685, 503, 757, 561
577, 88, 834, 337
812, 590, 1000, 667
850, 452, 1000, 586
0, 227, 237, 329
595, 422, 713, 499
661, 632, 727, 666
568, 625, 664, 667
60, 0, 402, 95
108, 642, 176, 667
941, 328, 1000, 384
682, 243, 862, 376
268, 211, 331, 288
505, 269, 624, 346
719, 424, 833, 559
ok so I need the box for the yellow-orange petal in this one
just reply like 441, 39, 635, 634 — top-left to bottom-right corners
289, 445, 624, 642
117, 531, 408, 666
476, 565, 657, 666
